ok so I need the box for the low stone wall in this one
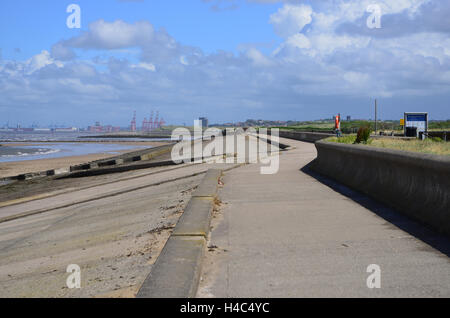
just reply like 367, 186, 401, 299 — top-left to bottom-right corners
311, 141, 450, 235
278, 130, 334, 143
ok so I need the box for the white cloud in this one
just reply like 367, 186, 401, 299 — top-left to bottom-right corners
131, 62, 156, 71
286, 33, 311, 49
269, 4, 313, 38
51, 42, 76, 61
25, 50, 63, 74
179, 56, 189, 66
246, 48, 273, 66
67, 19, 155, 49
1, 1, 450, 125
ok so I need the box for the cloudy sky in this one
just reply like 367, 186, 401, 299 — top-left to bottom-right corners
0, 0, 449, 127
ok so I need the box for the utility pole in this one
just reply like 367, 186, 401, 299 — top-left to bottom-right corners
374, 99, 377, 135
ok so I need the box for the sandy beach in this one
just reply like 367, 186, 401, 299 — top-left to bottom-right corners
0, 141, 168, 178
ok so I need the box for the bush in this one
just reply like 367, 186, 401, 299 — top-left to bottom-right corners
354, 126, 371, 144
336, 135, 356, 143
325, 135, 356, 144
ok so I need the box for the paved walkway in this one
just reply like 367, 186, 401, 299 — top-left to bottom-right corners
197, 137, 450, 297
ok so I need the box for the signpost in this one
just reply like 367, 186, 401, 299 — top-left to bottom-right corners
374, 99, 377, 135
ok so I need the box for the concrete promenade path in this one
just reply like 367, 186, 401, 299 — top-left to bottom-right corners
197, 137, 450, 297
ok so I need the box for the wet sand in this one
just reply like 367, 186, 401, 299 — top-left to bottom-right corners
0, 141, 168, 178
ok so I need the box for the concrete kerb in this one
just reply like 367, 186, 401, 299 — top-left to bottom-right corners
70, 162, 99, 172
16, 172, 45, 181
46, 167, 70, 176
98, 158, 124, 167
60, 156, 224, 179
132, 146, 173, 162
136, 236, 206, 298
62, 160, 179, 178
171, 197, 214, 237
137, 168, 222, 298
191, 169, 222, 197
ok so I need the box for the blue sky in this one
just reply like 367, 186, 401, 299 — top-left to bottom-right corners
0, 0, 449, 127
0, 0, 281, 59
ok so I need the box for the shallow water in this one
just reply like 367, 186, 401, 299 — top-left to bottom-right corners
0, 131, 170, 142
0, 142, 147, 163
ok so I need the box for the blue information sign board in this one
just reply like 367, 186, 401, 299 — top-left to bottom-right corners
404, 112, 428, 138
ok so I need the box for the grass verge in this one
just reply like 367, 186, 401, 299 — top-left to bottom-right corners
326, 135, 450, 156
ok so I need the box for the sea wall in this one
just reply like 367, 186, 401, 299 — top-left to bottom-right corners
311, 140, 450, 235
277, 130, 334, 143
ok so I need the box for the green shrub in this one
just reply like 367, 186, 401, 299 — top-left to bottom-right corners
325, 135, 356, 144
337, 135, 356, 143
354, 126, 371, 144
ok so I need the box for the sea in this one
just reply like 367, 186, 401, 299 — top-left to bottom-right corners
0, 132, 169, 163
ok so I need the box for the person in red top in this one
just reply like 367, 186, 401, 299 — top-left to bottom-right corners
334, 114, 342, 137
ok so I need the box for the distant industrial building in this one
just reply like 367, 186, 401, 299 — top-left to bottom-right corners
33, 128, 51, 132
199, 117, 208, 128
54, 127, 78, 132
88, 122, 120, 133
